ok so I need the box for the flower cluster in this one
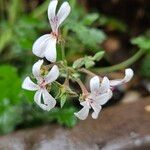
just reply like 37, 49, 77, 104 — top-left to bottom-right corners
74, 68, 133, 120
22, 0, 134, 120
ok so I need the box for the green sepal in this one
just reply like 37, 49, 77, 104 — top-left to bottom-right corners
92, 51, 105, 61
73, 58, 84, 69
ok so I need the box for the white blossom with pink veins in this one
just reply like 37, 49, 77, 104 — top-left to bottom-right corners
74, 68, 134, 120
22, 60, 59, 111
32, 0, 71, 62
74, 76, 113, 120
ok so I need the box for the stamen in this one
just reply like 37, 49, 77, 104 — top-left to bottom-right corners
39, 79, 46, 89
86, 97, 94, 104
51, 32, 58, 38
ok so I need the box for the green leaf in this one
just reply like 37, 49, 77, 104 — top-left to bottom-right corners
85, 58, 95, 68
140, 54, 150, 78
60, 94, 67, 108
82, 13, 99, 25
73, 52, 104, 69
92, 51, 105, 61
73, 58, 84, 69
66, 22, 106, 50
77, 26, 106, 49
131, 34, 150, 51
0, 65, 21, 104
0, 105, 22, 134
58, 85, 78, 108
56, 108, 78, 127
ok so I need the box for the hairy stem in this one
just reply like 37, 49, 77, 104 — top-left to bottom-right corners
79, 68, 97, 77
93, 49, 145, 73
64, 71, 69, 86
61, 42, 66, 62
75, 78, 88, 95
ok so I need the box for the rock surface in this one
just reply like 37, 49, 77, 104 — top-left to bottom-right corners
0, 97, 150, 150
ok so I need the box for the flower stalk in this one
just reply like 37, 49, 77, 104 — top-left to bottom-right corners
93, 49, 144, 73
79, 68, 97, 77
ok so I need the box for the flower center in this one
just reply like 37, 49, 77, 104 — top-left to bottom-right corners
39, 79, 46, 89
110, 86, 115, 91
86, 97, 94, 106
50, 16, 59, 37
51, 31, 58, 38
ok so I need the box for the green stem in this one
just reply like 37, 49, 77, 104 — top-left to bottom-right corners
74, 78, 88, 95
78, 68, 97, 77
93, 49, 145, 73
60, 27, 69, 65
64, 71, 69, 86
61, 43, 66, 60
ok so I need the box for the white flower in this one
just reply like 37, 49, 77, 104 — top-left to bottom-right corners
109, 68, 134, 87
74, 68, 134, 120
22, 59, 59, 111
32, 0, 71, 62
74, 76, 113, 120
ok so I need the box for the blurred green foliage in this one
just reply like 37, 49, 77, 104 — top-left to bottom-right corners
140, 54, 150, 78
131, 31, 150, 78
0, 65, 21, 103
131, 31, 150, 52
0, 65, 22, 134
98, 14, 127, 32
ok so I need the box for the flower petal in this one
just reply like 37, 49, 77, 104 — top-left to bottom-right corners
95, 89, 113, 105
110, 68, 134, 86
80, 101, 90, 107
91, 102, 102, 119
57, 2, 71, 27
74, 102, 90, 120
48, 0, 58, 32
22, 77, 39, 91
90, 76, 100, 93
32, 34, 50, 57
32, 60, 43, 80
34, 90, 49, 111
34, 89, 56, 111
99, 77, 110, 93
44, 35, 57, 62
42, 89, 56, 111
48, 0, 58, 21
34, 89, 42, 106
45, 65, 59, 84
